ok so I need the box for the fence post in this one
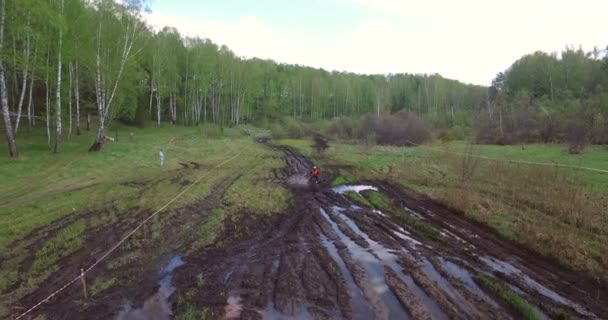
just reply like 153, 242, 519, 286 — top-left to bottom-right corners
80, 269, 88, 300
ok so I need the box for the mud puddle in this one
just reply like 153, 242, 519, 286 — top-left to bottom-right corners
320, 208, 409, 320
116, 255, 184, 320
333, 185, 378, 194
320, 234, 374, 320
479, 255, 597, 318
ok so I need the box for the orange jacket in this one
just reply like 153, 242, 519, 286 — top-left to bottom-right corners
312, 168, 320, 176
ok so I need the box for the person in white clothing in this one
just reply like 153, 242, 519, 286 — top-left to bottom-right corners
159, 149, 165, 168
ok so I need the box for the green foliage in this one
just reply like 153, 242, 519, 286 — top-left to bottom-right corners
107, 252, 142, 270
90, 277, 117, 297
480, 47, 608, 145
332, 170, 356, 186
178, 306, 208, 320
475, 275, 541, 320
344, 191, 372, 208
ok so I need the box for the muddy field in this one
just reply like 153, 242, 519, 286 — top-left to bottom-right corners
170, 144, 607, 320
10, 141, 608, 320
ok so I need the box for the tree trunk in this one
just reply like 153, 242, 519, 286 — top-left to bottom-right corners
46, 46, 50, 148
68, 62, 73, 139
75, 62, 80, 135
0, 0, 16, 156
27, 68, 34, 130
87, 112, 90, 131
54, 1, 64, 153
156, 89, 161, 127
15, 32, 30, 134
148, 80, 153, 114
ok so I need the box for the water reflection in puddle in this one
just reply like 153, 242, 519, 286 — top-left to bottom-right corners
333, 185, 378, 194
480, 256, 596, 318
320, 208, 410, 320
332, 207, 447, 320
320, 234, 374, 320
116, 256, 184, 320
262, 302, 313, 320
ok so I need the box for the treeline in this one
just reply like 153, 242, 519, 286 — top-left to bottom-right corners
478, 47, 608, 152
0, 0, 487, 157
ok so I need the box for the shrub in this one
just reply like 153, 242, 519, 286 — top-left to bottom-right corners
358, 111, 432, 146
270, 117, 310, 139
325, 116, 359, 140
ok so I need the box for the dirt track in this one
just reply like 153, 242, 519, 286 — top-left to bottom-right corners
171, 143, 608, 320
10, 141, 608, 320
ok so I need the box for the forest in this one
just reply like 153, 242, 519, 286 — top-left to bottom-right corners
1, 0, 607, 157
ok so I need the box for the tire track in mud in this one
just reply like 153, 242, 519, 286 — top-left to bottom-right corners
173, 143, 607, 320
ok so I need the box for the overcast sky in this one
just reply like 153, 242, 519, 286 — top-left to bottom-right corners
144, 0, 607, 86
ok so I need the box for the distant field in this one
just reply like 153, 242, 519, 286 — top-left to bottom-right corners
433, 141, 608, 193
279, 138, 608, 280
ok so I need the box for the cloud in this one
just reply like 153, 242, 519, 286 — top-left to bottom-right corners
145, 12, 284, 60
145, 1, 607, 85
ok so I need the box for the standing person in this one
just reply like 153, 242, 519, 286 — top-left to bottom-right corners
311, 166, 320, 184
159, 148, 165, 168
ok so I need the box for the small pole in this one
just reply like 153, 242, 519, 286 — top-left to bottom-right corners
80, 269, 88, 300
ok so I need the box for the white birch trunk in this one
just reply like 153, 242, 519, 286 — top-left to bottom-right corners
0, 0, 17, 156
148, 79, 154, 114
156, 88, 161, 127
68, 62, 73, 139
93, 13, 138, 149
54, 0, 64, 153
27, 68, 34, 129
15, 31, 30, 134
75, 62, 80, 135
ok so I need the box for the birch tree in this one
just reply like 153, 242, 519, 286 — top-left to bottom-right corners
14, 16, 30, 134
54, 0, 64, 153
90, 0, 145, 150
0, 0, 17, 157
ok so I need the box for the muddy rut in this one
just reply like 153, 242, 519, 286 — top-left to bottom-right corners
174, 144, 607, 320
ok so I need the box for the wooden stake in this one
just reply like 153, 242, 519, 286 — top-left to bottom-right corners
80, 269, 87, 300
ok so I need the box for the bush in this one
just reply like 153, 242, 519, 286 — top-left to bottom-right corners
270, 117, 310, 139
359, 111, 432, 146
437, 126, 468, 141
325, 116, 359, 140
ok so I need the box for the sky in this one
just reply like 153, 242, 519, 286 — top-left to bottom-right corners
143, 0, 607, 86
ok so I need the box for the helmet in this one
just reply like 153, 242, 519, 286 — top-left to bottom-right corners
313, 166, 317, 169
